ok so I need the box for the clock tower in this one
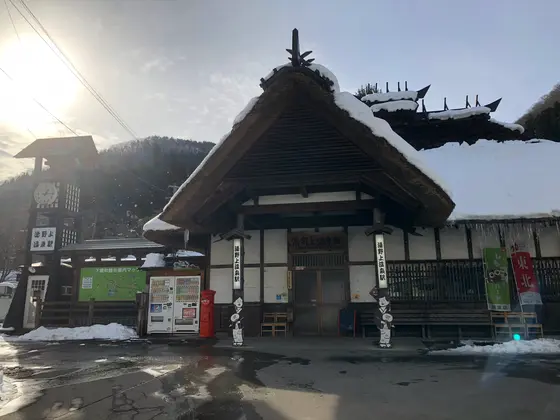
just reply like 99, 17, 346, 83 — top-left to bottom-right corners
4, 136, 98, 330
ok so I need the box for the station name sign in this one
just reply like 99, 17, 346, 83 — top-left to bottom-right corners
288, 232, 347, 253
232, 238, 242, 290
375, 234, 387, 288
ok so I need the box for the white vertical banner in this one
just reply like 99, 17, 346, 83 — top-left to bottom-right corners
232, 238, 242, 290
375, 234, 387, 288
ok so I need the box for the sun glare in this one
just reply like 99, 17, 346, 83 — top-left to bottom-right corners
0, 35, 79, 133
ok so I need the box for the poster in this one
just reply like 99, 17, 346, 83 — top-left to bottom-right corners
78, 267, 146, 301
511, 251, 542, 305
482, 248, 511, 311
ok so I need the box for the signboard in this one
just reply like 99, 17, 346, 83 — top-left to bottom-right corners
233, 238, 242, 290
288, 232, 346, 253
482, 248, 511, 311
78, 267, 146, 301
30, 227, 56, 251
511, 251, 542, 305
375, 234, 387, 288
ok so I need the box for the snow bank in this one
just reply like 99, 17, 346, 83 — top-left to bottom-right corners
428, 106, 490, 120
334, 91, 450, 195
370, 100, 418, 113
420, 139, 560, 220
143, 213, 181, 232
16, 323, 138, 342
489, 118, 525, 133
431, 339, 560, 355
141, 253, 165, 269
361, 90, 418, 103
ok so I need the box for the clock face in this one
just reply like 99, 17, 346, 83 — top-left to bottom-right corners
34, 182, 59, 205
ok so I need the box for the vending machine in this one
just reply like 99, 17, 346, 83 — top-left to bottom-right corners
147, 275, 202, 334
173, 276, 201, 333
147, 276, 174, 334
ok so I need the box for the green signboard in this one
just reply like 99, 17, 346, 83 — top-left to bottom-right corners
482, 248, 511, 311
79, 266, 146, 301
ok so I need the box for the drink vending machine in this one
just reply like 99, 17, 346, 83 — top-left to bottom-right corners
147, 275, 201, 334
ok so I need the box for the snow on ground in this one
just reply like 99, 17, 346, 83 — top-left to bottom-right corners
361, 90, 418, 103
428, 106, 490, 120
421, 139, 560, 220
370, 100, 418, 113
334, 91, 451, 195
431, 339, 560, 355
13, 323, 138, 342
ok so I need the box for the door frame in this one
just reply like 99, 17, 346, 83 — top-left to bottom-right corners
23, 274, 49, 329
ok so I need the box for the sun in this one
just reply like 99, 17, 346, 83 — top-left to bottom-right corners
0, 34, 79, 133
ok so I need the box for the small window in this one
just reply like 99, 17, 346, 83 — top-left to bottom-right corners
61, 286, 73, 296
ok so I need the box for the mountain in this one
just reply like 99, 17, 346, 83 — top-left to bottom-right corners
516, 84, 560, 141
0, 136, 214, 266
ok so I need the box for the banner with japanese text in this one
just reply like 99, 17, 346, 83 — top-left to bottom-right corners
79, 267, 146, 301
511, 251, 542, 305
482, 248, 511, 311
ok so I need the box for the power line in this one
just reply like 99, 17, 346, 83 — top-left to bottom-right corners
0, 65, 78, 135
9, 0, 140, 140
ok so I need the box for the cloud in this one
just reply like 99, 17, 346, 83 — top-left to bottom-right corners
141, 57, 175, 73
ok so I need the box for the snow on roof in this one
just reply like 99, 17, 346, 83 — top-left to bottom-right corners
428, 106, 490, 121
141, 253, 165, 269
370, 100, 418, 113
334, 91, 450, 195
167, 250, 204, 258
143, 213, 182, 232
262, 63, 340, 93
420, 139, 560, 221
361, 91, 418, 104
489, 118, 525, 134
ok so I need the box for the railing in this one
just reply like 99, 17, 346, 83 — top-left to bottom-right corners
387, 257, 560, 302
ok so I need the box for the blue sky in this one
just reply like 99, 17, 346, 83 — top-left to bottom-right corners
0, 0, 558, 179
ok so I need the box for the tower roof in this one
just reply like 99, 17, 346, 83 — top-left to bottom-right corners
14, 135, 98, 161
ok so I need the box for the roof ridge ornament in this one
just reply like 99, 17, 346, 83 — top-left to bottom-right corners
286, 28, 314, 67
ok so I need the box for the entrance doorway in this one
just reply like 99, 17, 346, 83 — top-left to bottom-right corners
293, 268, 347, 335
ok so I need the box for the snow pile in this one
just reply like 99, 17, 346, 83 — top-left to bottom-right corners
16, 323, 138, 342
489, 118, 525, 133
431, 339, 560, 355
334, 91, 450, 195
370, 100, 418, 113
428, 106, 490, 120
262, 63, 340, 92
141, 253, 165, 269
361, 90, 418, 103
143, 213, 182, 232
421, 139, 560, 220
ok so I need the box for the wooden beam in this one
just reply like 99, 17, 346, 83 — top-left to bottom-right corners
300, 186, 309, 198
241, 199, 376, 215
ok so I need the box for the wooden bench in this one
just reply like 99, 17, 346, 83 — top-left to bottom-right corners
359, 308, 491, 339
491, 311, 543, 340
260, 312, 288, 337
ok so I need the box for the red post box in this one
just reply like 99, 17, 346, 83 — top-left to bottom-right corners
199, 290, 216, 338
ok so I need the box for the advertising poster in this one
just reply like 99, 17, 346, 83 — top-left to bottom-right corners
78, 267, 146, 301
482, 248, 511, 311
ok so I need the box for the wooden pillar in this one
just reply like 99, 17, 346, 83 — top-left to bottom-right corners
231, 214, 245, 346
366, 208, 393, 348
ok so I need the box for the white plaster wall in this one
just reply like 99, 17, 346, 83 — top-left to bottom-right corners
264, 229, 287, 264
348, 226, 374, 262
409, 228, 436, 260
502, 225, 537, 256
210, 235, 231, 266
209, 268, 232, 304
471, 226, 501, 259
263, 266, 288, 303
243, 267, 260, 302
244, 230, 260, 265
243, 191, 372, 206
440, 226, 469, 259
383, 228, 405, 261
537, 226, 560, 257
349, 265, 376, 302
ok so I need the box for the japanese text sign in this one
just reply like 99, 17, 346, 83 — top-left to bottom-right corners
511, 251, 542, 305
233, 238, 242, 290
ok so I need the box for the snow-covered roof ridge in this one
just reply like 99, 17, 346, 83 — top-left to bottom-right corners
143, 213, 182, 232
371, 100, 418, 113
362, 90, 418, 104
420, 139, 560, 221
489, 118, 525, 134
334, 91, 451, 195
261, 63, 340, 93
428, 106, 490, 121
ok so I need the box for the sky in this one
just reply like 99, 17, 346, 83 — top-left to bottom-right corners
0, 0, 558, 181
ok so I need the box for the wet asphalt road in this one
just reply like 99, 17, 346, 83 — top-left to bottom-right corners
0, 340, 559, 420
